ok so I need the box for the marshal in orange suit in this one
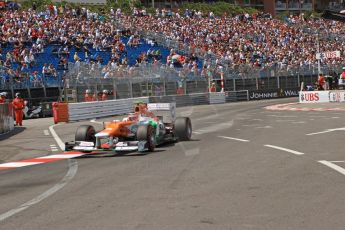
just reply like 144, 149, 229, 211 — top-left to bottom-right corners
12, 93, 25, 126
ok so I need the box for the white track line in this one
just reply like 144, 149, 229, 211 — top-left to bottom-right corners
255, 126, 272, 129
267, 115, 298, 118
306, 130, 331, 136
0, 124, 78, 222
319, 160, 345, 176
49, 124, 65, 150
218, 136, 250, 142
41, 154, 84, 159
0, 160, 78, 222
264, 145, 304, 155
0, 162, 41, 168
306, 127, 345, 136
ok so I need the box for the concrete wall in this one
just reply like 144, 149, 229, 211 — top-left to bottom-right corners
0, 104, 14, 134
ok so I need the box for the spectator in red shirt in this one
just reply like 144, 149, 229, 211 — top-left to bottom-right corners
318, 73, 326, 90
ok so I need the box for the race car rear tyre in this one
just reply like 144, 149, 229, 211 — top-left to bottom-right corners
175, 117, 192, 141
75, 125, 96, 143
137, 125, 155, 152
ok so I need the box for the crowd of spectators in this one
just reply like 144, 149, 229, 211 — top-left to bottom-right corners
1, 4, 345, 89
0, 5, 159, 87
119, 8, 345, 72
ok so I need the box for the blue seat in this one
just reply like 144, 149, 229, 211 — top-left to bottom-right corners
1, 36, 176, 89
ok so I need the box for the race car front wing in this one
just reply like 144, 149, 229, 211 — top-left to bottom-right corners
65, 140, 148, 152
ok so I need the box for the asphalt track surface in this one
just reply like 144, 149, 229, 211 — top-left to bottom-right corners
1, 98, 345, 230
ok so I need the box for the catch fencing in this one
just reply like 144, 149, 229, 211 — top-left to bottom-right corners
0, 66, 62, 105
0, 103, 14, 134
64, 61, 319, 103
54, 92, 231, 123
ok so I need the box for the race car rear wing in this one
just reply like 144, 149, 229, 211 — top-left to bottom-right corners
147, 103, 176, 123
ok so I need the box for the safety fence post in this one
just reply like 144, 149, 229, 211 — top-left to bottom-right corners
163, 76, 167, 96
233, 78, 236, 92
129, 80, 133, 98
113, 78, 117, 100
220, 73, 225, 92
277, 76, 280, 89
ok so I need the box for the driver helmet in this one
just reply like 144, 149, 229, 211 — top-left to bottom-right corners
103, 90, 108, 94
85, 89, 91, 94
15, 92, 21, 98
0, 92, 7, 98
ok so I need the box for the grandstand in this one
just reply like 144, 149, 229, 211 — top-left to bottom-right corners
0, 37, 174, 104
0, 3, 344, 106
0, 37, 172, 84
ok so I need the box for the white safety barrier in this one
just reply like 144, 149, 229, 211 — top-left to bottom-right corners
57, 88, 301, 122
299, 91, 329, 103
65, 93, 228, 122
329, 91, 345, 102
299, 90, 345, 103
209, 92, 226, 104
68, 97, 149, 121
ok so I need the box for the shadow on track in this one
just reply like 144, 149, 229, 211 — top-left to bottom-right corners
0, 127, 26, 141
77, 139, 200, 159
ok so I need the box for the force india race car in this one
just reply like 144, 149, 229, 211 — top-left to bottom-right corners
65, 102, 192, 153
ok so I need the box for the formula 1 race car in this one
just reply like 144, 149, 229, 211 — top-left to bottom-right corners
65, 102, 192, 153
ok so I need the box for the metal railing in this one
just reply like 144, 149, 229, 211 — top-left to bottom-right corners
0, 66, 63, 89
63, 60, 329, 102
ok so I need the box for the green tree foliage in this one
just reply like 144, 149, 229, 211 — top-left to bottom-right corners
22, 0, 76, 11
107, 0, 142, 14
179, 2, 258, 17
21, 0, 256, 17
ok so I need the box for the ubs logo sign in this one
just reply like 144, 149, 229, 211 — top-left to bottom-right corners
300, 92, 320, 102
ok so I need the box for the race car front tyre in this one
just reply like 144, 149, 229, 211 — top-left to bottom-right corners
175, 117, 192, 141
137, 125, 155, 152
75, 125, 96, 143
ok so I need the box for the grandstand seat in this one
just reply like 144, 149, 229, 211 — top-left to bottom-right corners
0, 36, 177, 89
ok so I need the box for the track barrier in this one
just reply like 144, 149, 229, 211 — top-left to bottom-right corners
299, 90, 345, 103
209, 92, 226, 104
0, 103, 14, 134
53, 89, 301, 123
54, 97, 150, 123
53, 102, 69, 124
225, 90, 249, 102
